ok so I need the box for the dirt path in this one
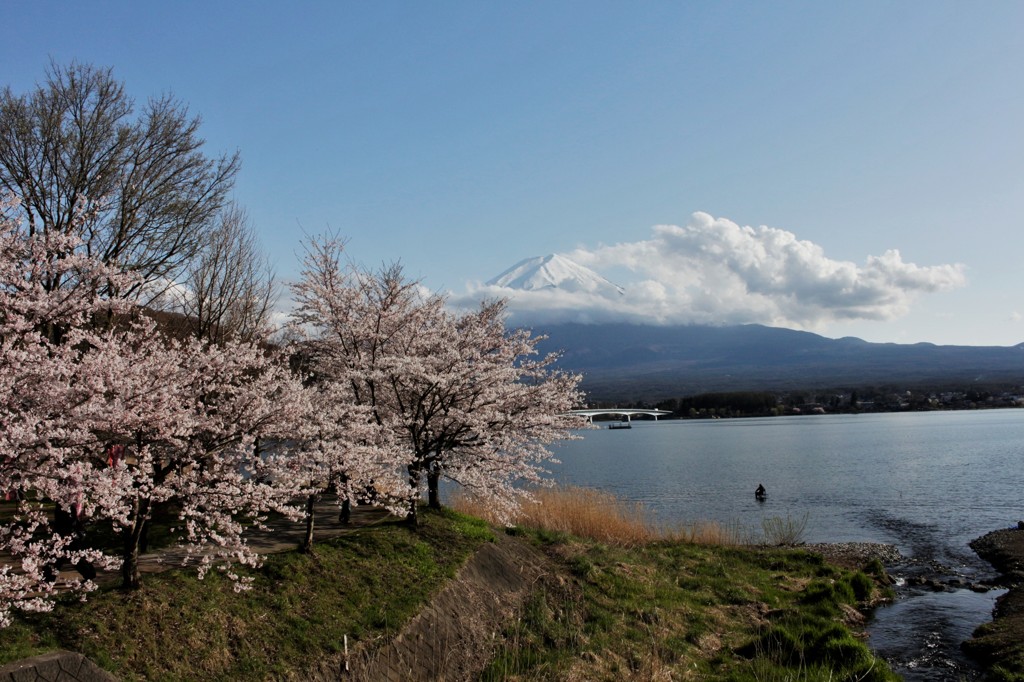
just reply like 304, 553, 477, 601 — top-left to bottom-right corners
0, 497, 392, 587
300, 532, 551, 682
131, 498, 392, 579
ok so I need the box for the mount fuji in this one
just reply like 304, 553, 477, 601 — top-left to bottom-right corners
487, 254, 625, 298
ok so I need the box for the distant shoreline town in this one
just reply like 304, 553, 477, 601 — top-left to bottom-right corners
590, 387, 1024, 420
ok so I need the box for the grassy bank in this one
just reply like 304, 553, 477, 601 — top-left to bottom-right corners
967, 606, 1024, 682
0, 509, 494, 680
455, 488, 897, 681
1, 489, 897, 681
481, 529, 895, 681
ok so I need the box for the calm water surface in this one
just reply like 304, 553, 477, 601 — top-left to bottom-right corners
547, 409, 1024, 680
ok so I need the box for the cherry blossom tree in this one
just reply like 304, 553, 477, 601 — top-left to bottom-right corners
412, 298, 584, 520
64, 318, 309, 588
288, 239, 411, 547
290, 237, 584, 526
286, 381, 398, 553
0, 193, 133, 624
0, 193, 309, 626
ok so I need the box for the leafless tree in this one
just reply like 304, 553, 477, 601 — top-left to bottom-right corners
179, 203, 277, 344
0, 61, 239, 303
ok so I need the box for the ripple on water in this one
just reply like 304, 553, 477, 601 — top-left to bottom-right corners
868, 587, 1005, 681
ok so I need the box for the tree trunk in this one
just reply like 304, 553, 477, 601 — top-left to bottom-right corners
427, 468, 442, 510
336, 472, 351, 524
301, 494, 316, 553
139, 519, 150, 553
121, 496, 150, 590
405, 466, 420, 526
44, 504, 75, 582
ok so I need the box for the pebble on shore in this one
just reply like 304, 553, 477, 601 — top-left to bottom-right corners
970, 526, 1024, 580
803, 542, 902, 569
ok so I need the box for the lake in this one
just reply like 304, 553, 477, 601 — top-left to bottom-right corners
546, 409, 1024, 680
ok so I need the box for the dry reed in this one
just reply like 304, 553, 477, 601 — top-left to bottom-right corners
451, 486, 745, 547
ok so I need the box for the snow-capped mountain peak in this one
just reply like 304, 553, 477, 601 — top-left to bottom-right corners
487, 254, 625, 296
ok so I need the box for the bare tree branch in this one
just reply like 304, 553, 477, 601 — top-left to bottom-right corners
179, 203, 277, 344
0, 61, 239, 303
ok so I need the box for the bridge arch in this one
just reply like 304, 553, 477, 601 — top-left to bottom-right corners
565, 408, 672, 424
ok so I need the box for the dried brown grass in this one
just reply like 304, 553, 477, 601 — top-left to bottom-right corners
451, 486, 745, 547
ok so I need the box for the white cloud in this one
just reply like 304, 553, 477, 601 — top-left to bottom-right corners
457, 212, 967, 329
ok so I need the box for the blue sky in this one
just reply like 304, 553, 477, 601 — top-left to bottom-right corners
5, 1, 1023, 345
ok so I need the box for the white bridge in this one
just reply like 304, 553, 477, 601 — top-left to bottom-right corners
566, 408, 672, 424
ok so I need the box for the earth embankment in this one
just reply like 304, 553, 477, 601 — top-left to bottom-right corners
965, 526, 1024, 679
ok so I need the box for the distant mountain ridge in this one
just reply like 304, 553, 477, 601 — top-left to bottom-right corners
483, 254, 1024, 401
531, 322, 1024, 402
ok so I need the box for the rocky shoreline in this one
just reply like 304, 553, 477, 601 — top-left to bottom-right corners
963, 524, 1024, 679
807, 538, 1005, 681
804, 541, 903, 570
969, 525, 1024, 581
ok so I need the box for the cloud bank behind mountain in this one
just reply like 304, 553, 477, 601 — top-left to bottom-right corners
459, 212, 967, 330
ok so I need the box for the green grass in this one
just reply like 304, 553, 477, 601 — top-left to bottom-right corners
0, 507, 492, 681
479, 531, 899, 681
963, 610, 1024, 682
